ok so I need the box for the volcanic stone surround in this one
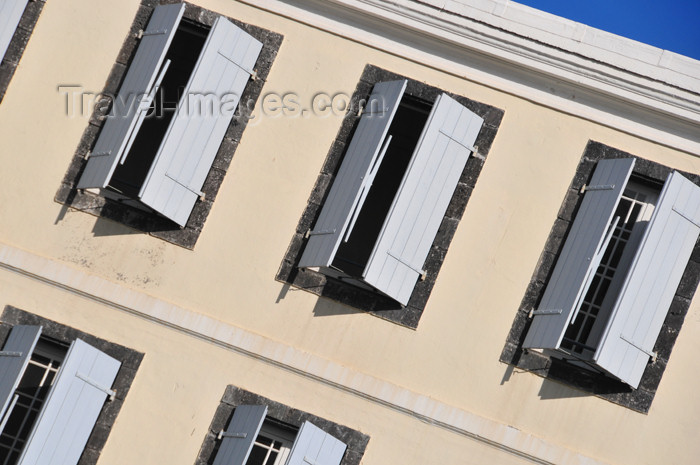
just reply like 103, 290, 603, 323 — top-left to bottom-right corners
500, 141, 700, 413
0, 0, 46, 103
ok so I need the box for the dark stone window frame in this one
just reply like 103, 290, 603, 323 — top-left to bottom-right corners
194, 385, 369, 465
0, 0, 46, 103
276, 65, 504, 329
500, 141, 700, 413
55, 0, 283, 249
0, 305, 144, 464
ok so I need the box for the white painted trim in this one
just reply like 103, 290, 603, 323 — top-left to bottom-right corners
236, 0, 700, 154
0, 243, 607, 465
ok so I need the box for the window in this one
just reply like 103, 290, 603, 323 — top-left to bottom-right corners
0, 337, 65, 465
0, 0, 46, 103
76, 2, 261, 227
277, 66, 503, 327
501, 142, 700, 412
196, 386, 369, 465
559, 179, 658, 357
57, 1, 281, 248
523, 157, 700, 388
0, 307, 142, 465
299, 79, 484, 306
214, 405, 346, 465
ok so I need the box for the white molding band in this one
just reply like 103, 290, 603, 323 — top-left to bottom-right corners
0, 243, 607, 465
236, 0, 700, 154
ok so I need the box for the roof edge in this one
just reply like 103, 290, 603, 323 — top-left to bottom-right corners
241, 0, 700, 154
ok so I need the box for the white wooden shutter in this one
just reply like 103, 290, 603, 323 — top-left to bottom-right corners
523, 158, 636, 349
284, 421, 347, 465
594, 171, 700, 388
137, 17, 262, 226
0, 0, 28, 64
362, 93, 483, 305
77, 3, 185, 189
17, 339, 121, 465
0, 325, 41, 426
213, 405, 267, 465
298, 80, 407, 268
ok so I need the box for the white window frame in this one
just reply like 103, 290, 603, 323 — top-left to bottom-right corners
245, 421, 294, 465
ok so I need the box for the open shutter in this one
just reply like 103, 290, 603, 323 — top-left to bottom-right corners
362, 93, 483, 305
77, 3, 184, 189
299, 80, 407, 268
137, 17, 262, 226
594, 172, 700, 387
213, 405, 267, 465
0, 0, 28, 64
285, 421, 346, 465
0, 325, 41, 427
523, 158, 636, 349
17, 339, 121, 465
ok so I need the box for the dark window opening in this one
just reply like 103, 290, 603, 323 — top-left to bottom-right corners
560, 177, 659, 357
332, 95, 431, 276
0, 339, 67, 465
109, 19, 209, 197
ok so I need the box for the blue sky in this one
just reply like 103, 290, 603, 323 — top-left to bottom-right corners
515, 0, 700, 60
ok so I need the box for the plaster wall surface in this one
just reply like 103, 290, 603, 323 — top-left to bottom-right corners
0, 0, 698, 464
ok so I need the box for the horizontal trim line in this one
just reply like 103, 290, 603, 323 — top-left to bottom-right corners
0, 244, 606, 465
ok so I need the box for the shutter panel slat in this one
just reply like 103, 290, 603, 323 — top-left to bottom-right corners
298, 80, 407, 269
77, 3, 184, 189
594, 171, 700, 388
285, 421, 346, 465
138, 17, 262, 226
17, 339, 121, 465
523, 158, 636, 349
213, 405, 267, 465
0, 325, 41, 426
0, 0, 28, 64
362, 93, 483, 305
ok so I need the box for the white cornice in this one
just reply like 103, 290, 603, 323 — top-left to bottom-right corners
237, 0, 700, 154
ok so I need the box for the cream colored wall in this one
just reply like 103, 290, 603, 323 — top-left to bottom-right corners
0, 0, 698, 464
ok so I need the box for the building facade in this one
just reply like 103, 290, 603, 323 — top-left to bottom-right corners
0, 0, 699, 464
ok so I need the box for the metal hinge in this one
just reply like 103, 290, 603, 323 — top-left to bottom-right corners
620, 335, 657, 361
387, 251, 426, 279
528, 308, 563, 318
137, 28, 170, 39
580, 184, 615, 194
305, 229, 336, 238
86, 150, 112, 160
76, 373, 117, 401
217, 431, 247, 440
0, 351, 22, 357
